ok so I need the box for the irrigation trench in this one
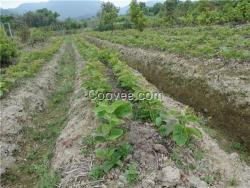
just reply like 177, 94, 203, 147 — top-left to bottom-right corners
1, 38, 250, 187
86, 36, 250, 149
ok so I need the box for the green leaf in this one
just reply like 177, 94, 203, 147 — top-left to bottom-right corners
100, 124, 112, 135
110, 116, 124, 126
155, 117, 162, 127
186, 127, 202, 139
173, 125, 188, 146
112, 101, 132, 118
95, 136, 106, 143
95, 148, 114, 160
102, 160, 116, 173
107, 128, 124, 141
165, 123, 176, 137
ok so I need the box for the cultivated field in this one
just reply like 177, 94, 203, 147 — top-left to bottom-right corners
1, 1, 250, 187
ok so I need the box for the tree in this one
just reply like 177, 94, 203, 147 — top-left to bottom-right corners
23, 8, 60, 27
163, 0, 179, 23
100, 2, 119, 32
149, 3, 163, 15
129, 0, 146, 31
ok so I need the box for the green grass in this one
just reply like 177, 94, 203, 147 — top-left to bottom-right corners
1, 41, 76, 188
88, 24, 250, 62
0, 37, 63, 97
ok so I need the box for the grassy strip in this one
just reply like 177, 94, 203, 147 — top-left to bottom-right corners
0, 37, 63, 97
88, 24, 250, 62
1, 41, 76, 188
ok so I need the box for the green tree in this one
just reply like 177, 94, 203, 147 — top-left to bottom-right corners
23, 8, 59, 27
129, 0, 146, 31
100, 2, 119, 32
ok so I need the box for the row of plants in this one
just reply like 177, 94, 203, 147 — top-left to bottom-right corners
0, 37, 63, 97
74, 36, 136, 183
88, 24, 250, 62
96, 47, 203, 146
76, 35, 203, 182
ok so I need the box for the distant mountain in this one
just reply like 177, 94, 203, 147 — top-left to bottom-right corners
119, 0, 165, 15
2, 0, 101, 20
1, 0, 165, 19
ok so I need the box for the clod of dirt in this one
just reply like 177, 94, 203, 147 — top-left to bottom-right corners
156, 166, 181, 187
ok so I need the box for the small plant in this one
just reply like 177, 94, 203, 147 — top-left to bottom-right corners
82, 62, 111, 93
126, 163, 139, 185
202, 174, 215, 186
227, 176, 238, 186
155, 110, 202, 146
90, 165, 104, 180
135, 98, 163, 122
94, 100, 132, 142
94, 143, 132, 174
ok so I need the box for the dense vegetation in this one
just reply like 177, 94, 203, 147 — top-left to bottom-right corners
89, 24, 250, 62
94, 0, 250, 31
0, 29, 18, 67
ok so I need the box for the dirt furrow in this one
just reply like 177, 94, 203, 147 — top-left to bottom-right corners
0, 42, 66, 175
86, 36, 250, 149
133, 69, 250, 188
51, 43, 97, 187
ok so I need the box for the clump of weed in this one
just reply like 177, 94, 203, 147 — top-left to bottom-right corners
126, 163, 139, 185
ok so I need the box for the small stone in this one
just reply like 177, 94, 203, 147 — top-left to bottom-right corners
142, 179, 155, 188
124, 154, 132, 162
118, 175, 127, 183
157, 166, 181, 187
153, 144, 167, 154
188, 175, 208, 188
118, 181, 125, 188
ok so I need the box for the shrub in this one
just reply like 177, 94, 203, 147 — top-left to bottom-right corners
0, 29, 18, 67
29, 28, 47, 45
17, 25, 31, 43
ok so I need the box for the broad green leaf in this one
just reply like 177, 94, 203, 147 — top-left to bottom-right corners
102, 160, 116, 173
155, 117, 162, 127
100, 124, 112, 135
107, 128, 124, 141
112, 101, 132, 118
173, 125, 188, 146
166, 123, 176, 137
110, 116, 124, 126
95, 136, 106, 143
187, 127, 202, 139
95, 148, 114, 160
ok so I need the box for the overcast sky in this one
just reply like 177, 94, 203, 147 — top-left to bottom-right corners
0, 0, 147, 9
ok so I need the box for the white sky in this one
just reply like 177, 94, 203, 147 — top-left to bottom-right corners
0, 0, 146, 9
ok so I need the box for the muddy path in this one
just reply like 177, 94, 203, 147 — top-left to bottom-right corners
86, 36, 250, 150
0, 41, 66, 177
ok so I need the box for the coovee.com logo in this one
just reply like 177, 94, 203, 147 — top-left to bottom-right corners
84, 90, 163, 101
